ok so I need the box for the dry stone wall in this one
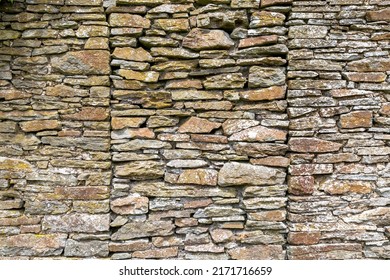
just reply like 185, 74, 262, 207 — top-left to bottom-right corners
0, 0, 389, 259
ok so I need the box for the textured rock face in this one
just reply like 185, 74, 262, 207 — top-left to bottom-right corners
0, 0, 389, 261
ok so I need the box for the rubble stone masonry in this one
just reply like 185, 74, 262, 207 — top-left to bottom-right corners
0, 0, 389, 259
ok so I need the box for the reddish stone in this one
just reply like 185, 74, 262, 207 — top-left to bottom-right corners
62, 107, 109, 121
250, 156, 290, 167
288, 232, 321, 245
288, 176, 315, 195
184, 199, 213, 209
238, 35, 278, 49
109, 240, 151, 252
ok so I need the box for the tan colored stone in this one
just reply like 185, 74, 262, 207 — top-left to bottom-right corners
109, 13, 150, 28
238, 35, 278, 49
182, 28, 234, 51
191, 134, 228, 144
111, 196, 149, 215
203, 73, 246, 89
154, 19, 189, 32
62, 107, 109, 121
46, 85, 88, 97
319, 180, 373, 195
177, 169, 218, 186
178, 117, 221, 133
118, 69, 159, 82
111, 117, 146, 129
340, 111, 372, 128
112, 47, 153, 62
114, 161, 165, 180
20, 120, 61, 132
289, 138, 342, 153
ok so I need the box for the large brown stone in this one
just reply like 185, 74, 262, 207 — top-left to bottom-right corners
182, 28, 234, 51
289, 138, 342, 153
228, 245, 284, 259
366, 8, 390, 22
62, 107, 109, 121
52, 50, 110, 75
240, 86, 286, 101
340, 111, 372, 128
218, 162, 286, 186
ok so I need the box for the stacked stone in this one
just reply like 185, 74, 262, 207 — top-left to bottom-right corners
109, 0, 291, 260
0, 0, 111, 258
287, 0, 390, 259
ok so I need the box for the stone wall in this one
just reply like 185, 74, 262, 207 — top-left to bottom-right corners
0, 0, 389, 259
